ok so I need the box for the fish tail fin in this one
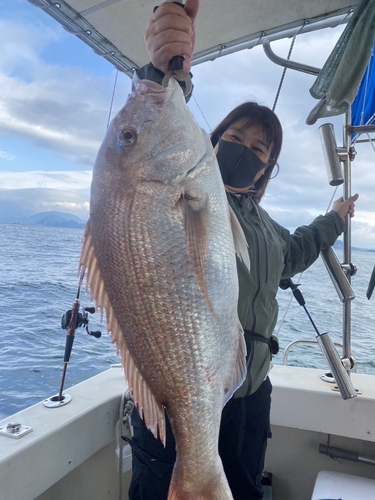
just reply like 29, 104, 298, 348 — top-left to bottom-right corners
167, 459, 233, 500
228, 204, 250, 272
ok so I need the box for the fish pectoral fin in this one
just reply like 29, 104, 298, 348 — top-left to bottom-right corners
182, 193, 213, 313
79, 220, 167, 445
228, 204, 251, 272
223, 321, 247, 406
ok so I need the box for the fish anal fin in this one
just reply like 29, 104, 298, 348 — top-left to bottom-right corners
228, 204, 250, 272
182, 194, 214, 313
223, 321, 247, 406
79, 220, 167, 445
118, 317, 167, 444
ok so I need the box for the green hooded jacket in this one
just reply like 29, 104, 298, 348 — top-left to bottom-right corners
229, 192, 345, 397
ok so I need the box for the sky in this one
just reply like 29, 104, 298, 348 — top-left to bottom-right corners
0, 1, 375, 249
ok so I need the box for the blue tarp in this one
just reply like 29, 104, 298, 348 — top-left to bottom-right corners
351, 46, 375, 127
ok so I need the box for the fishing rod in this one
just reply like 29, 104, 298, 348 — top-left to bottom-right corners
279, 277, 357, 400
367, 264, 375, 300
43, 273, 102, 408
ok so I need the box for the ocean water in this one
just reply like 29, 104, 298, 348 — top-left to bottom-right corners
1, 223, 375, 420
0, 223, 118, 420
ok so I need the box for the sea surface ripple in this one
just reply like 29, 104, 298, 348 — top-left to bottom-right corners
1, 223, 375, 420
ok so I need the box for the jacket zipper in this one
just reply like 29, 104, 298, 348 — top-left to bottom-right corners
238, 197, 271, 395
239, 203, 264, 330
258, 221, 269, 283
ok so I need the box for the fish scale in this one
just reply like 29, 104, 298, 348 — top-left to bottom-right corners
80, 78, 248, 499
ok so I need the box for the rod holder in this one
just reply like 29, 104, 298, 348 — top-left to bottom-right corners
43, 393, 72, 408
319, 123, 344, 186
317, 333, 357, 400
321, 247, 355, 302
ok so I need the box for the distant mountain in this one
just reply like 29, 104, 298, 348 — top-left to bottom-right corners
333, 240, 343, 249
25, 211, 86, 229
333, 239, 375, 253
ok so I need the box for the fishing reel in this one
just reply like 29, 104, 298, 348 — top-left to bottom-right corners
61, 306, 102, 338
45, 289, 103, 409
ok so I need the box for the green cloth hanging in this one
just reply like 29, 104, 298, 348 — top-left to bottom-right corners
306, 0, 375, 125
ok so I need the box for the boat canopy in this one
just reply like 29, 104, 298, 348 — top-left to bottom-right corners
28, 0, 358, 78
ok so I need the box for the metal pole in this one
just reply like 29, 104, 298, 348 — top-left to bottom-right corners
342, 110, 352, 364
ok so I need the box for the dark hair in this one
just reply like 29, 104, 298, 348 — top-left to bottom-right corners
210, 102, 283, 202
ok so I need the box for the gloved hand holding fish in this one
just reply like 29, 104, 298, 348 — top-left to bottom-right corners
79, 74, 249, 499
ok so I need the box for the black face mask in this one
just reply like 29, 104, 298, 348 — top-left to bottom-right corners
216, 137, 268, 189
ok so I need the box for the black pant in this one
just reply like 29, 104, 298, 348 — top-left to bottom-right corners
128, 377, 272, 500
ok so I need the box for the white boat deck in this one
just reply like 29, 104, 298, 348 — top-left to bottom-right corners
0, 366, 126, 500
1, 364, 375, 500
270, 365, 375, 443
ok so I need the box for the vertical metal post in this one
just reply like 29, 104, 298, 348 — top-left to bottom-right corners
342, 110, 352, 364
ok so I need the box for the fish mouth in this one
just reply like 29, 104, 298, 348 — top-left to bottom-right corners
148, 141, 192, 161
137, 79, 182, 104
137, 79, 176, 104
138, 79, 166, 94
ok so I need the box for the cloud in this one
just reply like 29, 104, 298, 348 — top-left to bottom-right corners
1, 10, 374, 249
0, 187, 89, 222
0, 170, 92, 222
0, 16, 58, 73
351, 220, 375, 248
0, 149, 14, 160
0, 72, 109, 164
0, 17, 131, 166
0, 170, 92, 190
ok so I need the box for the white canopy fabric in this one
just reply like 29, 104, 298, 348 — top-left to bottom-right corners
29, 0, 358, 77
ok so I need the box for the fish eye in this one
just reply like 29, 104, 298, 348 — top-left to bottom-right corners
118, 128, 137, 146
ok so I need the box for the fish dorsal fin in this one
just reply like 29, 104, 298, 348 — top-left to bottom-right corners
182, 194, 214, 313
79, 221, 167, 444
223, 320, 247, 406
228, 204, 250, 272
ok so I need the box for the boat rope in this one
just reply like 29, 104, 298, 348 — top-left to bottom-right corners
191, 94, 212, 132
272, 33, 312, 339
272, 34, 297, 112
325, 186, 339, 215
107, 70, 119, 130
117, 389, 134, 500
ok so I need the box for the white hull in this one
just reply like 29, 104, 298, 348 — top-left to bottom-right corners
1, 365, 375, 500
0, 367, 131, 500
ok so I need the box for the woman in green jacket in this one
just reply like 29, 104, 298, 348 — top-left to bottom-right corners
128, 2, 359, 499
